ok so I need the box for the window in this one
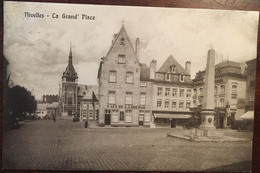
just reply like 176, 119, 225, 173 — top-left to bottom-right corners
126, 72, 133, 84
180, 89, 184, 98
165, 100, 170, 109
165, 88, 170, 96
165, 73, 171, 81
193, 89, 197, 97
214, 99, 217, 107
120, 111, 124, 121
220, 85, 225, 94
108, 91, 116, 104
68, 96, 72, 105
111, 110, 119, 123
186, 89, 191, 98
140, 82, 147, 87
172, 100, 177, 109
109, 71, 117, 83
144, 111, 150, 122
140, 92, 146, 105
120, 37, 125, 45
125, 92, 133, 105
89, 111, 93, 118
157, 100, 162, 108
89, 103, 93, 109
180, 73, 184, 82
83, 112, 87, 118
193, 100, 197, 107
170, 65, 176, 73
118, 54, 126, 63
157, 87, 163, 96
199, 88, 203, 96
186, 101, 191, 109
172, 88, 177, 97
125, 110, 132, 122
220, 99, 225, 107
179, 101, 184, 109
232, 85, 237, 94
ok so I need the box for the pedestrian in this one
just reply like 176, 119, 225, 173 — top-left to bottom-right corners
53, 116, 56, 124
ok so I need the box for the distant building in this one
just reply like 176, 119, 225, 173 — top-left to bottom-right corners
36, 102, 47, 118
78, 85, 99, 121
60, 45, 78, 116
42, 95, 59, 103
46, 102, 59, 119
151, 56, 193, 127
193, 60, 247, 128
98, 24, 153, 127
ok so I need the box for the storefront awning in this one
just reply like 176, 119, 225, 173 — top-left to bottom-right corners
153, 113, 191, 119
240, 111, 254, 120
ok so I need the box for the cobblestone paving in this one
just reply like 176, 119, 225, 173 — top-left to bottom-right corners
2, 119, 253, 171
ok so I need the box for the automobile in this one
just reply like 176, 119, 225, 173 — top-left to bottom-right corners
73, 116, 80, 122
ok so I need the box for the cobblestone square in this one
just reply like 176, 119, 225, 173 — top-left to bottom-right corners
3, 119, 252, 171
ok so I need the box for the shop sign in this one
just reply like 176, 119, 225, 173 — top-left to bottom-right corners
107, 104, 145, 109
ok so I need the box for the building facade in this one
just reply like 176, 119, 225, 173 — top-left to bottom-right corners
98, 24, 153, 127
193, 60, 247, 128
78, 85, 99, 121
151, 56, 194, 127
60, 46, 78, 116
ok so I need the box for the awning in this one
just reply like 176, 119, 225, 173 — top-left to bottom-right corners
240, 111, 254, 120
153, 113, 191, 119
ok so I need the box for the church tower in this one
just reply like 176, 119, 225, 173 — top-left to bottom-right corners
61, 44, 78, 116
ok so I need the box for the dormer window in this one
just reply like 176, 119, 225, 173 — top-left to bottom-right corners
180, 73, 184, 82
170, 65, 176, 73
165, 73, 171, 81
120, 38, 125, 45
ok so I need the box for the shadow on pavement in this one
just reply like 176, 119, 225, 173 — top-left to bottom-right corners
203, 160, 251, 172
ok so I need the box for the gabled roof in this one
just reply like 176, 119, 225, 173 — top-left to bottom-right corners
105, 23, 138, 62
158, 55, 189, 75
82, 85, 99, 100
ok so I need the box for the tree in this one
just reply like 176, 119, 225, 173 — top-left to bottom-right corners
8, 85, 37, 120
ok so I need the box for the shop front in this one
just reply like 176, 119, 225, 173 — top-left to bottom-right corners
153, 113, 192, 128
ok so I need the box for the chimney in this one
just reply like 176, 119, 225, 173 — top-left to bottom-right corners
185, 61, 191, 74
150, 60, 157, 79
135, 38, 140, 59
112, 34, 117, 44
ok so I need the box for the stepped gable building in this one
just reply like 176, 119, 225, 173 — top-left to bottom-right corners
60, 45, 78, 116
98, 23, 153, 127
152, 55, 193, 127
193, 60, 247, 128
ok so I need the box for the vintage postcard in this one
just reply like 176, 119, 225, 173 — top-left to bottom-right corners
3, 1, 259, 172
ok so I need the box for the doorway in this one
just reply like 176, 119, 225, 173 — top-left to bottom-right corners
105, 114, 111, 125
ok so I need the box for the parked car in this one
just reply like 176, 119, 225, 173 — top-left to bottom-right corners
73, 116, 79, 122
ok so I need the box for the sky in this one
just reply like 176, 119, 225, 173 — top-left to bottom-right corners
4, 1, 259, 100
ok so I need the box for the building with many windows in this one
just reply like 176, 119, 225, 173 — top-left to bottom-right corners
78, 85, 99, 121
151, 56, 193, 127
193, 60, 247, 128
98, 24, 153, 127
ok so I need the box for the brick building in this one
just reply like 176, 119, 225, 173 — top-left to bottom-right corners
193, 60, 247, 128
97, 24, 153, 127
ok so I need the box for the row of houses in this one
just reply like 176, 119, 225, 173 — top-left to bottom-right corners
57, 24, 256, 129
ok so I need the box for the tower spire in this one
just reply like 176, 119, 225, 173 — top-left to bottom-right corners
69, 42, 72, 65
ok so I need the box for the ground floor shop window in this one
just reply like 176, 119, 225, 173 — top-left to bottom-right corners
144, 111, 150, 122
125, 110, 132, 122
111, 110, 119, 123
120, 111, 124, 121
